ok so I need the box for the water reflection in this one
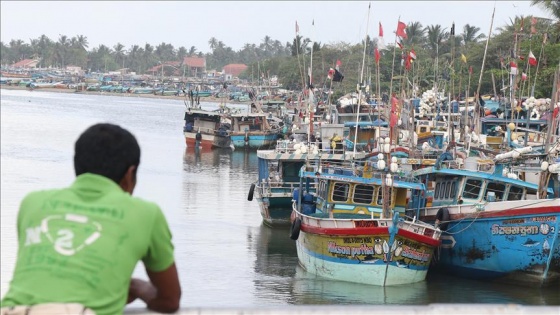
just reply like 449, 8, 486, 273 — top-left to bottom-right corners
292, 266, 429, 305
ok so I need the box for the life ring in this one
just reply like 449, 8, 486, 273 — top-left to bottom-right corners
290, 217, 302, 240
435, 207, 450, 231
247, 183, 255, 201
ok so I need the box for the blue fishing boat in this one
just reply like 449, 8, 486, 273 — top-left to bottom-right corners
250, 135, 360, 226
229, 112, 280, 149
409, 149, 560, 286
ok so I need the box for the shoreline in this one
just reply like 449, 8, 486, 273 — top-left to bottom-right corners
0, 85, 228, 104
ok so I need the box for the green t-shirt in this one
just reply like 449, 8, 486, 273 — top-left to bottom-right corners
1, 173, 175, 315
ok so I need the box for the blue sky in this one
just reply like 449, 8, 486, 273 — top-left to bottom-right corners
1, 1, 552, 53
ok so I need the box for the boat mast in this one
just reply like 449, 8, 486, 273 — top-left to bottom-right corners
352, 2, 371, 157
474, 4, 496, 136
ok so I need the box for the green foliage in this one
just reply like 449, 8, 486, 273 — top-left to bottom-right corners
1, 10, 560, 98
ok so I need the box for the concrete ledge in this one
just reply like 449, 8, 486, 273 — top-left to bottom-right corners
124, 304, 560, 315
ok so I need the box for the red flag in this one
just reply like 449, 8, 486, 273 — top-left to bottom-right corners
528, 50, 537, 66
469, 66, 473, 74
379, 22, 384, 37
510, 61, 518, 75
396, 21, 407, 39
405, 55, 411, 70
374, 48, 380, 64
336, 59, 342, 70
521, 72, 527, 81
409, 48, 417, 60
327, 68, 335, 79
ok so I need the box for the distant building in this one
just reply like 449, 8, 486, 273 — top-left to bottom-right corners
222, 64, 248, 78
183, 57, 206, 78
66, 65, 84, 75
13, 59, 39, 68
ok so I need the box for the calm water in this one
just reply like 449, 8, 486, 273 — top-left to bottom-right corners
1, 89, 558, 308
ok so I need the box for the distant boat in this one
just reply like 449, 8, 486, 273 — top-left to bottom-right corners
183, 108, 231, 149
229, 112, 280, 149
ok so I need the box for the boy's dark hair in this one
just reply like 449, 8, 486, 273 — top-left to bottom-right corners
74, 123, 141, 183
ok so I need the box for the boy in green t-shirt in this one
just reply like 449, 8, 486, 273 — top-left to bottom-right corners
1, 123, 181, 315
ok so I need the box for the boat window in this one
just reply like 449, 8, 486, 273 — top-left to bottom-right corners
450, 182, 457, 198
353, 184, 374, 204
445, 182, 451, 199
462, 179, 483, 199
486, 182, 506, 201
435, 182, 441, 199
376, 187, 392, 205
332, 182, 349, 202
508, 186, 524, 200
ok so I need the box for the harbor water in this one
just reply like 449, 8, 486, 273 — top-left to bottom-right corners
1, 89, 558, 310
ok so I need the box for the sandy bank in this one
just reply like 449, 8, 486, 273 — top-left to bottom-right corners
0, 85, 228, 104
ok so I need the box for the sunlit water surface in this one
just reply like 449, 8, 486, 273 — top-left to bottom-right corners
1, 89, 558, 308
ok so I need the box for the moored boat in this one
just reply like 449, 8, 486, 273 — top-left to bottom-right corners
251, 135, 364, 226
183, 107, 231, 149
229, 112, 280, 149
290, 157, 442, 286
411, 153, 560, 287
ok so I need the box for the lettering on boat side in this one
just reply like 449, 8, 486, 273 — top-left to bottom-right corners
531, 216, 556, 222
400, 247, 431, 262
325, 237, 432, 264
491, 224, 540, 236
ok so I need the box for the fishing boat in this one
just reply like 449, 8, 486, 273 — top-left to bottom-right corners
410, 148, 560, 286
183, 107, 231, 149
290, 155, 442, 286
229, 112, 280, 149
250, 134, 360, 226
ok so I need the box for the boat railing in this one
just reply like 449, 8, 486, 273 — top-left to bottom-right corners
302, 159, 421, 184
256, 179, 316, 197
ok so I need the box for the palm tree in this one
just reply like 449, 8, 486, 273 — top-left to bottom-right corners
424, 24, 447, 59
531, 1, 560, 42
188, 46, 197, 56
405, 21, 425, 47
462, 24, 486, 45
208, 37, 218, 51
57, 35, 69, 67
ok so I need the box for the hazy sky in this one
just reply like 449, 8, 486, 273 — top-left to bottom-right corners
1, 1, 552, 54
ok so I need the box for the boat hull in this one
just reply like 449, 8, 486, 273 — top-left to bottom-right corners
256, 193, 296, 226
231, 133, 277, 149
295, 215, 440, 286
423, 200, 560, 287
185, 132, 231, 149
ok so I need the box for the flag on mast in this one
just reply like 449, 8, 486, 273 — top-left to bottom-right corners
461, 54, 467, 63
374, 47, 381, 64
510, 61, 518, 75
378, 22, 386, 50
528, 50, 537, 66
295, 21, 299, 34
531, 17, 537, 35
396, 21, 407, 39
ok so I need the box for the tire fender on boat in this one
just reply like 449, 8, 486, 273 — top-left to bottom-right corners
290, 217, 301, 240
435, 207, 450, 231
247, 183, 255, 201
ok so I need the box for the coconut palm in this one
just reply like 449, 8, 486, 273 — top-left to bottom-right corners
424, 24, 448, 59
208, 37, 218, 51
462, 24, 486, 44
405, 21, 425, 47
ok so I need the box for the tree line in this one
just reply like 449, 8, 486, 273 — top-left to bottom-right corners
2, 1, 560, 99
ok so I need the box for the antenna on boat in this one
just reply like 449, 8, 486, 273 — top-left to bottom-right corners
352, 2, 372, 158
